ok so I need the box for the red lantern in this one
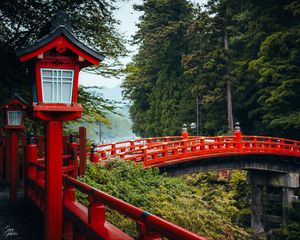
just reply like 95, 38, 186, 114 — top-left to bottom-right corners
16, 12, 104, 121
0, 95, 28, 203
0, 95, 28, 130
15, 12, 105, 239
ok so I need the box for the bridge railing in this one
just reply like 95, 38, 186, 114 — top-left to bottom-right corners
90, 135, 300, 167
87, 136, 184, 162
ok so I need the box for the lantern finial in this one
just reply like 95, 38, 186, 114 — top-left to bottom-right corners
51, 11, 73, 32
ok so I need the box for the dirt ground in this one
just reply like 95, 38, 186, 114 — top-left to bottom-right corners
0, 189, 43, 240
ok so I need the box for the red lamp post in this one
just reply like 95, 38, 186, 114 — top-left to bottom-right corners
0, 95, 28, 203
16, 12, 104, 240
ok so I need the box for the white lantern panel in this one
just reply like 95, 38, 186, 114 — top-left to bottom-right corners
62, 83, 72, 102
41, 68, 74, 104
8, 111, 22, 126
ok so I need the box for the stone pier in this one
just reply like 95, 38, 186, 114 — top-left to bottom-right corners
248, 171, 299, 232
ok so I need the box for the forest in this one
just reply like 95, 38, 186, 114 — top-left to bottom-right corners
122, 0, 300, 139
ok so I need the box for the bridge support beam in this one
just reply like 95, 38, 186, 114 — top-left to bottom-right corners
248, 171, 299, 188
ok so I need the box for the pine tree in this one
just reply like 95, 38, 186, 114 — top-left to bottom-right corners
123, 0, 194, 136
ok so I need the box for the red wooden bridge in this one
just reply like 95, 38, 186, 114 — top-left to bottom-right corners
89, 129, 300, 173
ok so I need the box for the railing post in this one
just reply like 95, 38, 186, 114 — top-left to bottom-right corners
111, 143, 116, 156
63, 183, 76, 239
90, 144, 99, 163
88, 194, 106, 228
147, 138, 153, 145
130, 140, 135, 151
38, 136, 45, 158
136, 221, 161, 240
25, 133, 37, 199
69, 134, 78, 178
79, 126, 87, 176
182, 140, 188, 154
182, 124, 189, 140
141, 147, 147, 164
234, 122, 242, 149
162, 143, 168, 159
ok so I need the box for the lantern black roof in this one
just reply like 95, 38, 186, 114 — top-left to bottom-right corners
0, 93, 30, 109
16, 12, 105, 62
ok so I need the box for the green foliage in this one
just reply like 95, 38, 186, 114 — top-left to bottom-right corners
0, 0, 126, 132
78, 160, 250, 239
249, 27, 300, 137
182, 170, 251, 227
124, 0, 300, 139
0, 0, 126, 59
122, 0, 195, 137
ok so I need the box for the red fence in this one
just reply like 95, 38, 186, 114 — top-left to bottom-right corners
0, 127, 87, 183
23, 131, 206, 239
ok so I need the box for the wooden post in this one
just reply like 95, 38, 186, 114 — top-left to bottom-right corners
10, 131, 18, 203
0, 128, 3, 180
63, 185, 75, 239
251, 184, 264, 233
282, 188, 294, 225
69, 134, 78, 178
38, 136, 45, 158
45, 121, 63, 240
79, 127, 87, 176
25, 133, 37, 199
5, 136, 10, 181
90, 144, 99, 163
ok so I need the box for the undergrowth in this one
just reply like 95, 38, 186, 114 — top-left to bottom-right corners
77, 159, 250, 239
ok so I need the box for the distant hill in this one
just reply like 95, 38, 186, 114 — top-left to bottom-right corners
101, 85, 124, 103
89, 85, 135, 143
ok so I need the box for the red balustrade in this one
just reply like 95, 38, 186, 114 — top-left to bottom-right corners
92, 134, 300, 168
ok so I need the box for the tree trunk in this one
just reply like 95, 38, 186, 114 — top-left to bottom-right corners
224, 27, 233, 133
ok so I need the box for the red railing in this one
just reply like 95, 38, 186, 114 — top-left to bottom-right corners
24, 133, 206, 240
63, 175, 205, 240
91, 132, 300, 167
87, 136, 184, 163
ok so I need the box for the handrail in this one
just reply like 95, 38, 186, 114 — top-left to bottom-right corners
63, 175, 206, 240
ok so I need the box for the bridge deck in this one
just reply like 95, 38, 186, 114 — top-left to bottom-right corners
0, 190, 43, 240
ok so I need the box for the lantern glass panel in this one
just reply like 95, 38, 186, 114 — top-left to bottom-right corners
8, 111, 22, 126
41, 68, 74, 103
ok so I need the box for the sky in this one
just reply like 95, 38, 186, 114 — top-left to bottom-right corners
79, 0, 207, 88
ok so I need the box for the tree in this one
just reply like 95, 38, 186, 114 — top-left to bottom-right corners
123, 0, 194, 137
0, 0, 126, 130
232, 0, 300, 138
182, 1, 237, 135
